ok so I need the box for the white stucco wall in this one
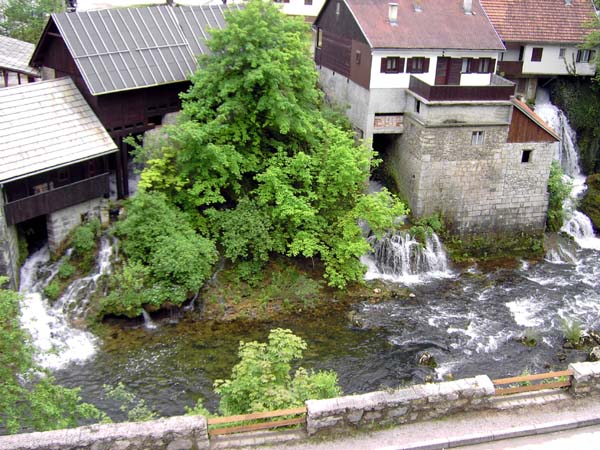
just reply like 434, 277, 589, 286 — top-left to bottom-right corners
516, 44, 596, 76
274, 0, 324, 17
370, 50, 499, 89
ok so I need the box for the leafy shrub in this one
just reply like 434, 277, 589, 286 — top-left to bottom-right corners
214, 328, 341, 415
580, 173, 600, 232
71, 218, 100, 258
546, 162, 572, 232
103, 192, 217, 318
43, 280, 61, 301
104, 383, 158, 422
409, 213, 444, 243
57, 262, 76, 280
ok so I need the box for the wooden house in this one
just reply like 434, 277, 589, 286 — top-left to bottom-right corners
30, 4, 240, 197
0, 35, 40, 88
481, 0, 598, 100
0, 77, 118, 287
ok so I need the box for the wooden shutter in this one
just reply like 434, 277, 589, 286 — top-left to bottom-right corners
488, 58, 496, 73
398, 57, 405, 73
423, 58, 430, 72
381, 58, 387, 73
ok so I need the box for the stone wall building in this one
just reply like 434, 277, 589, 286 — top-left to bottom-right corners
0, 78, 117, 287
314, 0, 561, 235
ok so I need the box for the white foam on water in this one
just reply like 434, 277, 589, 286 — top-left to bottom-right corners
506, 297, 546, 328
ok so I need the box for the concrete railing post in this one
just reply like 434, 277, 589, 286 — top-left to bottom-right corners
569, 361, 600, 397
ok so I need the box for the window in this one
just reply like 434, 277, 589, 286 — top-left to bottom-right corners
414, 100, 421, 114
355, 50, 361, 65
559, 48, 566, 59
521, 150, 532, 163
471, 131, 484, 145
531, 47, 543, 62
576, 49, 596, 63
316, 28, 322, 49
335, 1, 340, 15
407, 57, 429, 73
380, 57, 404, 73
304, 0, 312, 4
464, 58, 495, 74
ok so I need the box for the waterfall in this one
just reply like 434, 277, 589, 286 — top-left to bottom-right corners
534, 88, 600, 254
362, 231, 452, 284
141, 310, 157, 330
18, 237, 116, 369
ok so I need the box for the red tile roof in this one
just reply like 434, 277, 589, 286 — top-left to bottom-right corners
347, 0, 505, 50
480, 0, 598, 43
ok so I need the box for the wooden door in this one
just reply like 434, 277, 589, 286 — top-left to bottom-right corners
435, 57, 451, 85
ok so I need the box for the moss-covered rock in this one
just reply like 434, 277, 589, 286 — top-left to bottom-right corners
580, 173, 600, 232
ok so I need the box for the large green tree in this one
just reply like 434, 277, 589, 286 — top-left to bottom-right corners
0, 0, 63, 43
0, 277, 105, 433
140, 0, 407, 288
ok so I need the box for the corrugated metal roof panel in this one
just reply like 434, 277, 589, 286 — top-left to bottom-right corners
0, 35, 40, 77
51, 4, 239, 96
0, 78, 117, 183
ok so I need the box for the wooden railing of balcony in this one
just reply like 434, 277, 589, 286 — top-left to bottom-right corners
408, 76, 515, 102
498, 61, 524, 77
4, 173, 110, 225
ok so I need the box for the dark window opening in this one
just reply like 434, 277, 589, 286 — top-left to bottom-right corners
518, 46, 525, 62
415, 100, 421, 113
576, 49, 595, 63
471, 130, 484, 145
531, 47, 543, 62
521, 150, 532, 163
316, 29, 323, 49
148, 115, 163, 126
355, 50, 361, 65
304, 0, 312, 4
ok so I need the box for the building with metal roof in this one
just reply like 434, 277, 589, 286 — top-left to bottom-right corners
0, 77, 118, 287
31, 3, 241, 197
0, 35, 40, 88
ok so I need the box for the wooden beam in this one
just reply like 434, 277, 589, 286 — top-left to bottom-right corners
494, 380, 572, 396
492, 370, 573, 385
207, 406, 307, 425
209, 417, 306, 436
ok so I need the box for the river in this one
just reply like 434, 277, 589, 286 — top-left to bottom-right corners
18, 90, 600, 421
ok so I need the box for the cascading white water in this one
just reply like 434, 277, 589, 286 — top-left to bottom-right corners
19, 237, 116, 369
534, 89, 600, 253
362, 231, 452, 284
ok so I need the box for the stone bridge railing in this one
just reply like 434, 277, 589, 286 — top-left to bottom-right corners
2, 361, 600, 450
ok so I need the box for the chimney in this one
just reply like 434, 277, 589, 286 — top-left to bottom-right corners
565, 0, 572, 5
388, 3, 398, 24
464, 0, 473, 15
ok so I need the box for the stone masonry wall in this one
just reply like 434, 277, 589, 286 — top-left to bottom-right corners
392, 114, 556, 235
0, 191, 20, 289
570, 361, 600, 397
0, 416, 209, 450
47, 198, 107, 252
306, 375, 495, 436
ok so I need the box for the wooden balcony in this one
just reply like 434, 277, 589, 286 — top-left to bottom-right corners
4, 173, 110, 226
497, 61, 524, 78
408, 75, 515, 102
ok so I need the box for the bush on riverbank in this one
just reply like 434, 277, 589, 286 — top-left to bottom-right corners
546, 161, 572, 232
98, 192, 218, 318
580, 173, 600, 232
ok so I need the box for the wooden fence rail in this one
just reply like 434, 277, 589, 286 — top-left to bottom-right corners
207, 406, 307, 437
492, 369, 573, 396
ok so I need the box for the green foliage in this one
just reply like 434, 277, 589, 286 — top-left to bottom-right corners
261, 266, 322, 309
550, 79, 600, 174
0, 0, 63, 43
409, 214, 444, 243
214, 328, 341, 415
102, 192, 217, 318
17, 235, 28, 268
0, 277, 106, 433
104, 383, 158, 422
580, 173, 600, 232
138, 0, 407, 289
71, 218, 100, 257
445, 233, 544, 262
57, 261, 76, 280
43, 279, 61, 301
562, 318, 583, 346
546, 161, 572, 232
